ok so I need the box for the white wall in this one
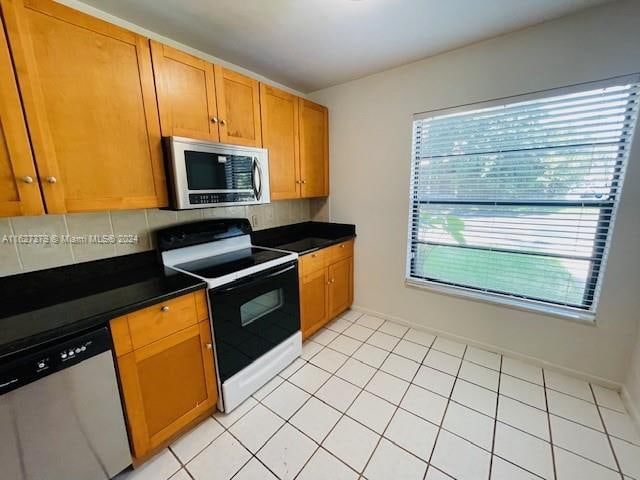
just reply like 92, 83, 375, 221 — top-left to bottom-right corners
310, 0, 640, 384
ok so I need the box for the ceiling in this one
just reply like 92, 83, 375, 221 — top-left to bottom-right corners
78, 0, 611, 93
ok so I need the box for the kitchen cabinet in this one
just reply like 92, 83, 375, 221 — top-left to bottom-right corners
299, 98, 329, 198
110, 290, 218, 462
214, 66, 262, 147
0, 21, 42, 216
151, 41, 219, 142
299, 239, 354, 339
1, 0, 167, 213
299, 268, 330, 340
262, 91, 330, 200
260, 84, 300, 200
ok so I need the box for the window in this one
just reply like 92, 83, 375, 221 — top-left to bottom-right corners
407, 76, 640, 320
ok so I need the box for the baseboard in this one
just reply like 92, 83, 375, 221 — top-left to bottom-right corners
621, 386, 640, 434
350, 304, 621, 390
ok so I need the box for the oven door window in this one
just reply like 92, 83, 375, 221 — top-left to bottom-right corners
240, 289, 284, 327
209, 263, 300, 382
184, 151, 253, 190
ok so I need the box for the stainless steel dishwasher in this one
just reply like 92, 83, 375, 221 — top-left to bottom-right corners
0, 326, 131, 480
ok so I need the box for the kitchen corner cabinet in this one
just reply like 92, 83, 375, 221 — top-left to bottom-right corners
260, 84, 300, 200
299, 98, 329, 198
110, 290, 218, 462
150, 41, 219, 142
214, 66, 262, 147
0, 0, 167, 213
0, 22, 42, 216
299, 240, 353, 339
261, 89, 329, 200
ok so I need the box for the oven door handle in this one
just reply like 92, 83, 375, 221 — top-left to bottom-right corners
215, 263, 296, 294
252, 157, 263, 200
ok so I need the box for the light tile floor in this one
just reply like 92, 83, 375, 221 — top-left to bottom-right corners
117, 310, 640, 480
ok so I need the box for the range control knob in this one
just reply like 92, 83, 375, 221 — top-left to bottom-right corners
61, 352, 68, 359
37, 360, 46, 369
68, 349, 75, 357
75, 348, 82, 354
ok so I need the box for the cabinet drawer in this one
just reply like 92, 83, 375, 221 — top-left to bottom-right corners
127, 293, 200, 350
326, 240, 354, 264
299, 249, 327, 276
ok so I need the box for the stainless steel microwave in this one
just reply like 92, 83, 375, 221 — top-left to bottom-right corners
164, 136, 270, 209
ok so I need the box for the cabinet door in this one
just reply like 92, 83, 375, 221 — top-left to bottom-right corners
116, 322, 217, 459
151, 41, 219, 142
0, 23, 42, 216
299, 268, 329, 340
1, 0, 166, 213
299, 98, 328, 198
214, 66, 262, 147
328, 257, 353, 318
260, 84, 299, 200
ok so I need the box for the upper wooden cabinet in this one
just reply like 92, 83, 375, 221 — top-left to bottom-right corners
150, 41, 219, 142
0, 22, 42, 217
261, 87, 329, 200
0, 0, 167, 213
299, 98, 329, 198
260, 84, 300, 200
214, 66, 262, 147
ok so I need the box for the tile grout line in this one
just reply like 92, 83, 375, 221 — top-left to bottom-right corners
542, 368, 559, 480
423, 344, 469, 480
487, 353, 504, 479
289, 313, 397, 479
589, 382, 625, 479
357, 332, 437, 479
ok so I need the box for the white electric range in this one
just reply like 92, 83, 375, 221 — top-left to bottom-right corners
157, 219, 301, 412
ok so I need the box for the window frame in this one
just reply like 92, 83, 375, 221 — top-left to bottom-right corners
405, 74, 640, 323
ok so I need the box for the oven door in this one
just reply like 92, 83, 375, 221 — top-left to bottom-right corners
166, 137, 269, 209
209, 262, 300, 383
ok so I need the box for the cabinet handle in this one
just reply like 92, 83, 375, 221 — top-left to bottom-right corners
211, 116, 218, 124
46, 176, 57, 184
340, 244, 345, 248
301, 180, 306, 184
21, 176, 34, 184
331, 278, 336, 283
160, 305, 170, 312
205, 343, 213, 350
311, 253, 317, 258
219, 119, 226, 126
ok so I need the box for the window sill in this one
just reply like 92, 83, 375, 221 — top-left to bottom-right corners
405, 278, 596, 324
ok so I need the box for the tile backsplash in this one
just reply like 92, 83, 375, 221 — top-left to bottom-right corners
0, 199, 311, 277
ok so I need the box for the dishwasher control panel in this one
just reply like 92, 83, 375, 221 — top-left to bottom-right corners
0, 327, 111, 396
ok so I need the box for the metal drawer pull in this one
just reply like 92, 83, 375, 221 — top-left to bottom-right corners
311, 253, 317, 258
46, 176, 57, 184
340, 244, 345, 248
211, 116, 218, 123
205, 343, 213, 350
219, 119, 226, 126
160, 305, 170, 312
21, 176, 34, 184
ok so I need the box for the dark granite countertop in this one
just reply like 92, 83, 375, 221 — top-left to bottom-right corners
252, 221, 356, 255
0, 251, 205, 361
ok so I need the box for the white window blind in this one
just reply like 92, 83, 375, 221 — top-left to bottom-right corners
407, 76, 640, 317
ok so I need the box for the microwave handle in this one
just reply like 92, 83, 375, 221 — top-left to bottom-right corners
252, 157, 263, 200
214, 263, 295, 294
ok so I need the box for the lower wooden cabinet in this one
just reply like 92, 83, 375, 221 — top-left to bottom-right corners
299, 240, 354, 339
110, 290, 218, 462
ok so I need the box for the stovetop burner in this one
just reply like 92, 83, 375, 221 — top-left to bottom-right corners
174, 247, 291, 279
